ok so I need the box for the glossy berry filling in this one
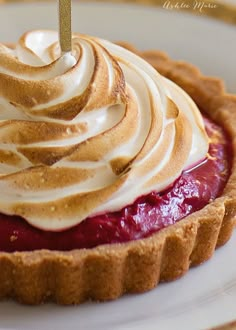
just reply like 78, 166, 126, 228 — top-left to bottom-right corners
0, 118, 231, 252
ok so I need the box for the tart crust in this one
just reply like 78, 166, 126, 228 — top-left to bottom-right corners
0, 46, 235, 305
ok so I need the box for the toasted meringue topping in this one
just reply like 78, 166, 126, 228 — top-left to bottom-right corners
0, 30, 209, 231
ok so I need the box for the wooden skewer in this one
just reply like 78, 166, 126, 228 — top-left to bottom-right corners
58, 0, 72, 54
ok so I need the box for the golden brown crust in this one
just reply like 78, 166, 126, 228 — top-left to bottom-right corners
210, 320, 236, 330
0, 45, 235, 305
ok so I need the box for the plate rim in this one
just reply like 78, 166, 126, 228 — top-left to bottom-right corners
0, 0, 236, 25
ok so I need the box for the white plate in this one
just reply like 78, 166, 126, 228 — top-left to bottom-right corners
0, 2, 235, 330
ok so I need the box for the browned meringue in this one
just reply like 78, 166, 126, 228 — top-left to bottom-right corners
0, 30, 209, 231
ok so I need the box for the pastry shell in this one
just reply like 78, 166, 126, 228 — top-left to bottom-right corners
0, 46, 235, 305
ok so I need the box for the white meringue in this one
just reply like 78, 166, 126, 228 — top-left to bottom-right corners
0, 30, 209, 231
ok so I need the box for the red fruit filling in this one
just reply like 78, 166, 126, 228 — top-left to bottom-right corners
0, 117, 232, 252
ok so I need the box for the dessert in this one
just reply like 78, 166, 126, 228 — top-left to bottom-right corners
0, 30, 235, 304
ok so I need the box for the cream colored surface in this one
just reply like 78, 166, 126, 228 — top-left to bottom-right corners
0, 30, 208, 230
0, 0, 236, 26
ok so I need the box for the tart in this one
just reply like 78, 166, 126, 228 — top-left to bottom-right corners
0, 31, 235, 305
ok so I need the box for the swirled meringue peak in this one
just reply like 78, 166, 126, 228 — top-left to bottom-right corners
0, 30, 209, 231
